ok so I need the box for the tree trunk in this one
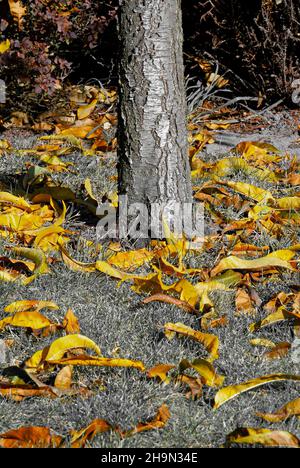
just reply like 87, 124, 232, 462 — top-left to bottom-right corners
117, 0, 192, 239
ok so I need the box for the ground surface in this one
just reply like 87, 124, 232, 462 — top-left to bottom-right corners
0, 111, 299, 448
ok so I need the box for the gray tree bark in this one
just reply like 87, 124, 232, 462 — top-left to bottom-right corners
117, 0, 192, 237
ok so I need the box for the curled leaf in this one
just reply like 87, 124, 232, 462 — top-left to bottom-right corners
256, 397, 300, 422
25, 334, 101, 369
0, 426, 62, 448
211, 250, 295, 277
164, 322, 219, 361
225, 427, 300, 448
214, 374, 300, 409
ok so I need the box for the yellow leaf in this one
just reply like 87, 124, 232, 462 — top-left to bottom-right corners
0, 192, 31, 211
214, 374, 300, 409
256, 397, 300, 422
34, 225, 66, 251
77, 99, 98, 120
0, 311, 52, 331
225, 427, 300, 448
60, 244, 96, 272
179, 358, 225, 387
4, 300, 58, 314
164, 322, 219, 361
234, 141, 279, 158
214, 157, 277, 182
211, 250, 295, 277
147, 364, 175, 383
249, 338, 276, 348
48, 355, 145, 371
275, 197, 300, 210
25, 334, 101, 368
0, 212, 45, 232
0, 40, 10, 54
108, 249, 155, 271
84, 178, 97, 202
96, 260, 139, 280
12, 247, 49, 284
46, 334, 101, 362
222, 181, 274, 203
249, 307, 297, 332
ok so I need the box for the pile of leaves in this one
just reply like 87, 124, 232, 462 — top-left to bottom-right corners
0, 82, 299, 448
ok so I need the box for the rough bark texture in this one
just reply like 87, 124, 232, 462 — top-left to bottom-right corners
118, 0, 192, 209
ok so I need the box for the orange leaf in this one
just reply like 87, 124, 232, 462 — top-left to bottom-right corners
54, 366, 73, 390
120, 404, 170, 438
146, 364, 175, 383
143, 294, 198, 314
262, 342, 291, 360
0, 426, 62, 448
70, 419, 112, 448
62, 309, 80, 334
235, 288, 256, 316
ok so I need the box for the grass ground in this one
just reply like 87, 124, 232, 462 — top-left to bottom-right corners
0, 121, 299, 448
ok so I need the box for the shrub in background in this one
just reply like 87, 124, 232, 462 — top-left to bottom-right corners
0, 0, 117, 113
183, 0, 300, 103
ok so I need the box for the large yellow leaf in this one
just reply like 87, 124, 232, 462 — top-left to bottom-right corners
222, 181, 274, 203
108, 249, 155, 271
0, 192, 31, 211
256, 397, 300, 422
275, 196, 300, 210
25, 334, 102, 368
234, 141, 280, 159
164, 323, 219, 361
211, 250, 295, 277
4, 300, 59, 314
225, 427, 300, 448
0, 311, 52, 331
34, 225, 66, 251
0, 212, 45, 232
214, 157, 277, 182
214, 374, 300, 409
174, 271, 242, 308
0, 40, 10, 54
